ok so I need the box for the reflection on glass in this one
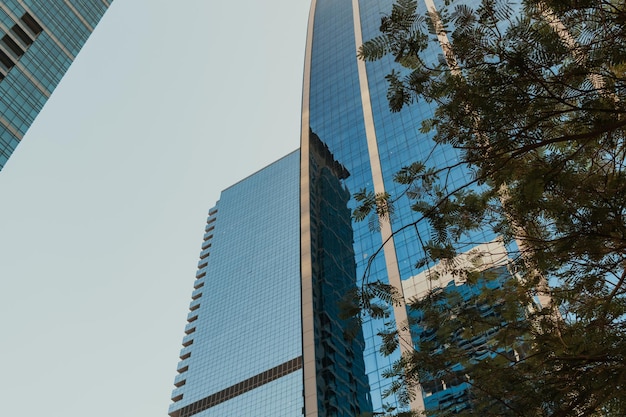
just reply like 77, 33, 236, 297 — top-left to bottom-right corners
308, 129, 373, 416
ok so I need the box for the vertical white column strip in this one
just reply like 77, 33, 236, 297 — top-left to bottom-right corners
300, 1, 318, 416
0, 115, 24, 139
538, 4, 605, 90
14, 61, 51, 97
352, 0, 425, 412
63, 0, 94, 32
424, 0, 557, 310
424, 0, 458, 73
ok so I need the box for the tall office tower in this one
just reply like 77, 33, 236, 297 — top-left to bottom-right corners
170, 0, 505, 416
0, 0, 113, 170
169, 148, 371, 417
168, 152, 304, 417
301, 0, 499, 414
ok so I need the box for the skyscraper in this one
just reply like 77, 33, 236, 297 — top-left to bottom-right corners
168, 151, 305, 417
0, 0, 113, 171
169, 0, 502, 415
300, 0, 500, 413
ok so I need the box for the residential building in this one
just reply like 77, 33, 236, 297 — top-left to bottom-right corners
0, 0, 112, 170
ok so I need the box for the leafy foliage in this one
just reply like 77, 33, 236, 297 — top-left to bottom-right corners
352, 0, 626, 416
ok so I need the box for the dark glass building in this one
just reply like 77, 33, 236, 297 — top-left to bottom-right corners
0, 0, 113, 170
170, 0, 509, 416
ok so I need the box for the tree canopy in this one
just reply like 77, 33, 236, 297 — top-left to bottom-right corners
352, 0, 626, 415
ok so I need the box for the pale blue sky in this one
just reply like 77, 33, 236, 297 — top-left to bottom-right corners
0, 1, 310, 416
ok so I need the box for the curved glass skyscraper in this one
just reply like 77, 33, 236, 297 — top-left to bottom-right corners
169, 0, 502, 416
300, 0, 493, 413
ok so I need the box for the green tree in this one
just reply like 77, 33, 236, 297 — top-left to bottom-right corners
350, 0, 626, 415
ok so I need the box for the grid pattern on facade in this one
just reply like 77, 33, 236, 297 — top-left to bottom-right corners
168, 151, 303, 417
0, 0, 112, 170
306, 0, 405, 410
0, 11, 43, 81
170, 357, 303, 417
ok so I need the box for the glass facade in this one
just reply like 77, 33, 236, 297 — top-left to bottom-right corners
168, 151, 304, 417
302, 0, 439, 412
402, 240, 515, 413
0, 0, 112, 171
302, 0, 502, 414
306, 130, 373, 416
170, 1, 512, 416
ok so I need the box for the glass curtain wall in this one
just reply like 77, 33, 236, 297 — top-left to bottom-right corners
168, 152, 304, 417
302, 0, 500, 414
0, 0, 112, 170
